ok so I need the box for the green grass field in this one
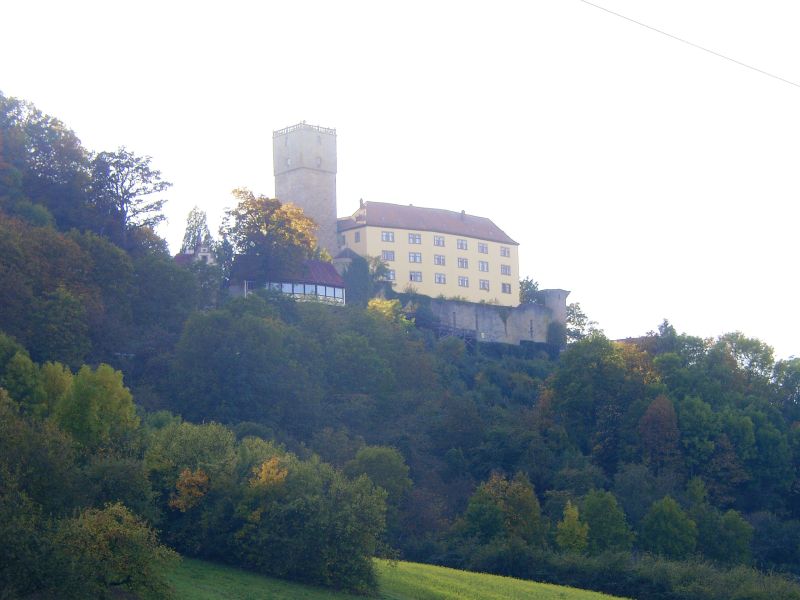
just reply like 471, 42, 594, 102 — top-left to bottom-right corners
168, 558, 628, 600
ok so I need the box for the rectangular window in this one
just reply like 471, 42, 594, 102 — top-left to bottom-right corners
408, 233, 422, 244
281, 282, 293, 294
479, 260, 489, 272
478, 243, 489, 254
479, 279, 490, 291
435, 273, 446, 284
501, 264, 511, 276
382, 250, 395, 261
381, 231, 395, 242
408, 252, 422, 263
385, 269, 396, 281
434, 254, 446, 266
434, 235, 445, 247
354, 231, 361, 243
305, 284, 317, 295
409, 271, 422, 282
502, 283, 512, 294
458, 276, 469, 288
500, 246, 510, 257
458, 257, 469, 269
457, 238, 468, 250
293, 283, 304, 294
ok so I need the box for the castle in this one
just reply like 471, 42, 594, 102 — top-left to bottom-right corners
270, 122, 569, 345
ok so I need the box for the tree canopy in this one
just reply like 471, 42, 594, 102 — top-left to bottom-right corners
219, 188, 322, 279
90, 147, 171, 247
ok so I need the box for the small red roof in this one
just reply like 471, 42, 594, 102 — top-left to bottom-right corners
299, 260, 344, 286
337, 201, 518, 245
173, 253, 195, 267
230, 256, 344, 287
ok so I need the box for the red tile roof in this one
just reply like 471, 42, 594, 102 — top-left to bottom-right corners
173, 253, 195, 267
301, 260, 345, 286
338, 201, 518, 245
230, 255, 344, 287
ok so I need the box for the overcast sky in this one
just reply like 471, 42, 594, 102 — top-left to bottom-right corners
2, 0, 798, 358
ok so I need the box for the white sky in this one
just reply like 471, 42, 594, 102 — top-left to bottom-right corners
2, 1, 798, 358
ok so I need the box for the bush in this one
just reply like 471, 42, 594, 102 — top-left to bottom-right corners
233, 456, 386, 593
54, 502, 179, 599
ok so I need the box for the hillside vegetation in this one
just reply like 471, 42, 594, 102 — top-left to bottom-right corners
169, 558, 627, 600
3, 91, 800, 600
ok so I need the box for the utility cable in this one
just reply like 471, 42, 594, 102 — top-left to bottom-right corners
577, 0, 800, 90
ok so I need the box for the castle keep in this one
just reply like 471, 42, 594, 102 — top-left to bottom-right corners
273, 123, 339, 255
271, 122, 568, 345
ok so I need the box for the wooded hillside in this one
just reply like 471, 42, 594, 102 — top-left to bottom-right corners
2, 91, 800, 600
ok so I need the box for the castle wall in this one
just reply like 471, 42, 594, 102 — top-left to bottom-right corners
429, 291, 569, 345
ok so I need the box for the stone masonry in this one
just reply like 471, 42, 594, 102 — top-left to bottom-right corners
273, 123, 339, 255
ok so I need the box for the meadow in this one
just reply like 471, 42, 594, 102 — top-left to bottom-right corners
169, 558, 628, 599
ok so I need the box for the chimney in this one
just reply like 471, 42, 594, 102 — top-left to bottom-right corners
460, 209, 465, 220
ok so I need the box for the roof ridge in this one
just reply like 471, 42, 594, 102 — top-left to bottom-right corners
338, 201, 518, 245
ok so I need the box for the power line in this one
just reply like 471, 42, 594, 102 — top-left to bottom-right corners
577, 0, 800, 90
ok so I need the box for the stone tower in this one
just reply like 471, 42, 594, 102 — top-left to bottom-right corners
273, 122, 338, 255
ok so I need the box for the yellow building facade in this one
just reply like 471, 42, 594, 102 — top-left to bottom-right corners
338, 202, 520, 307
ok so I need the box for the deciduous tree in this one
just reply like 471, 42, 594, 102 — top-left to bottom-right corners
581, 489, 634, 554
90, 147, 171, 247
638, 395, 681, 476
519, 276, 541, 305
180, 206, 213, 253
53, 364, 139, 451
640, 496, 697, 559
219, 189, 321, 279
555, 500, 588, 553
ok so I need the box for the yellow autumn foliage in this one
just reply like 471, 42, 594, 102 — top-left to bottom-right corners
250, 456, 288, 488
169, 467, 210, 512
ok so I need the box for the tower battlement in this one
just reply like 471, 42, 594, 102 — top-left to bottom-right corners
273, 122, 336, 137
